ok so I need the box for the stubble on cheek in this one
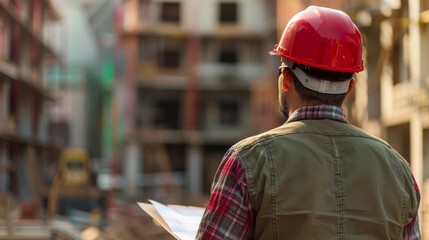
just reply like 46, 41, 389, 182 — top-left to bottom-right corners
279, 90, 289, 120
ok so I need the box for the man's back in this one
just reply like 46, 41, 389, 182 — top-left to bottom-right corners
237, 119, 419, 239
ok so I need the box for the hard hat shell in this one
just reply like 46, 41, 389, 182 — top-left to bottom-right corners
270, 6, 364, 73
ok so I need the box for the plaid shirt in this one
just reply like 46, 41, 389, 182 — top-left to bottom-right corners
197, 105, 420, 240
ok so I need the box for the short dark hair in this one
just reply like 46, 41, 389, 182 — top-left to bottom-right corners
287, 64, 353, 106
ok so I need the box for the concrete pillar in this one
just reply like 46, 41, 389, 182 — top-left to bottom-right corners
408, 0, 423, 191
408, 0, 424, 220
187, 144, 203, 195
380, 20, 394, 120
410, 114, 423, 189
424, 130, 429, 179
408, 0, 421, 86
124, 141, 141, 197
410, 114, 424, 222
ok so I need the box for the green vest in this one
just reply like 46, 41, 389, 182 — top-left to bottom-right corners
236, 120, 419, 240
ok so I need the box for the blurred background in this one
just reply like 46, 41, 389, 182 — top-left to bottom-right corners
0, 0, 428, 239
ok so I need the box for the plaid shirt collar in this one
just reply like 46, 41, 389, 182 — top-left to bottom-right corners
286, 105, 348, 124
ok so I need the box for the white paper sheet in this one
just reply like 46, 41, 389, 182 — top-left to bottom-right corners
138, 200, 205, 240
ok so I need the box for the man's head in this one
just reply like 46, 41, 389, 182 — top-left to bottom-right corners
270, 6, 365, 119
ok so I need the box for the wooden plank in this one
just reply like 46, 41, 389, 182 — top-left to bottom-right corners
0, 220, 50, 240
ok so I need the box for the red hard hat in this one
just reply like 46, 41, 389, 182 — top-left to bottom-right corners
270, 6, 364, 73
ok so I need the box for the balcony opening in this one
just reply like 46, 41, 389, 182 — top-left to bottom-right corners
161, 2, 181, 23
153, 99, 180, 129
219, 2, 238, 24
136, 90, 183, 130
158, 48, 181, 69
219, 100, 239, 126
218, 47, 237, 64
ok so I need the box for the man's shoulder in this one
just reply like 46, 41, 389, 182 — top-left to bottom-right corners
231, 124, 298, 154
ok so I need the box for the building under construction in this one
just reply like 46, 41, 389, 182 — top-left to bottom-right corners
0, 0, 62, 238
0, 0, 60, 211
115, 0, 278, 199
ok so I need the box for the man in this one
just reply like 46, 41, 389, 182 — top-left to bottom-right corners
197, 6, 420, 240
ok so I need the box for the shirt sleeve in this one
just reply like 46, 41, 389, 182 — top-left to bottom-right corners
196, 149, 255, 240
403, 176, 421, 240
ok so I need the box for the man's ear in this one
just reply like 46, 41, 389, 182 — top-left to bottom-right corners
346, 77, 355, 94
281, 71, 292, 92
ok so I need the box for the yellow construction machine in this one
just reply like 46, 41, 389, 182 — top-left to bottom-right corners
48, 148, 103, 223
58, 148, 91, 188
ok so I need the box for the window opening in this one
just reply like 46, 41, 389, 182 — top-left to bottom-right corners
219, 2, 238, 23
218, 48, 237, 64
161, 2, 181, 23
219, 100, 239, 125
